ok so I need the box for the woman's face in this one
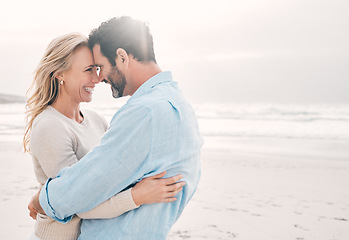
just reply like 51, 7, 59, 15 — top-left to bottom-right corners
62, 46, 99, 103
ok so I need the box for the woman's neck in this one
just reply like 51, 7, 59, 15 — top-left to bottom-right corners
51, 95, 83, 123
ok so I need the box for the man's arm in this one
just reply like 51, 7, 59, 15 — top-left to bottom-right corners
29, 171, 185, 220
39, 104, 155, 222
77, 172, 185, 219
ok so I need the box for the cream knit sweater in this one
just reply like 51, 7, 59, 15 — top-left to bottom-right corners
30, 106, 138, 240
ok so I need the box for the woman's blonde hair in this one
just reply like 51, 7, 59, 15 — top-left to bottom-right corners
23, 33, 88, 153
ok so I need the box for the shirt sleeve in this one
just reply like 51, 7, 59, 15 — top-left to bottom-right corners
76, 188, 139, 219
39, 104, 153, 223
31, 117, 78, 179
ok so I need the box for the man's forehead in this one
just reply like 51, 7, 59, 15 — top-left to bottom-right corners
92, 44, 102, 57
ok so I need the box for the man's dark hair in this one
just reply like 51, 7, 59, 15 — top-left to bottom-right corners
88, 16, 157, 66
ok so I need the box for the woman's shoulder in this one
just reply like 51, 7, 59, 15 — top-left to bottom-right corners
30, 107, 75, 151
82, 109, 108, 129
81, 108, 100, 119
32, 106, 68, 133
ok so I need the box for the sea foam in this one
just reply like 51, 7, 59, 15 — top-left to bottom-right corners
1, 102, 349, 140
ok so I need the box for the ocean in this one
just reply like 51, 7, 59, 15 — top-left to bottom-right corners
1, 101, 349, 142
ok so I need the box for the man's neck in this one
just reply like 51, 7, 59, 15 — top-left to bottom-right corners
126, 62, 162, 96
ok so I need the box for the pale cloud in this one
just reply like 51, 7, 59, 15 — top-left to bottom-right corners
204, 52, 263, 61
1, 0, 349, 103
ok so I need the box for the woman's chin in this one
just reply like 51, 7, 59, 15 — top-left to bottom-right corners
81, 96, 93, 103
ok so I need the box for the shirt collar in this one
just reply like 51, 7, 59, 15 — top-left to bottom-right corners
128, 71, 173, 102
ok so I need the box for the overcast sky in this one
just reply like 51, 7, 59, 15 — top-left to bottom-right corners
1, 0, 348, 104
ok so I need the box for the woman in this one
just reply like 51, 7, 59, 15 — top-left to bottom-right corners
24, 33, 184, 240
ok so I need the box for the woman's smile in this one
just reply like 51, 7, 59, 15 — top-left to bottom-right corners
83, 86, 95, 94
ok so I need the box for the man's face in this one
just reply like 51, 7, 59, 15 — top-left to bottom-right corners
92, 44, 126, 98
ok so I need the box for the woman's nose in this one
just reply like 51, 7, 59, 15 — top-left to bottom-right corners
91, 71, 101, 84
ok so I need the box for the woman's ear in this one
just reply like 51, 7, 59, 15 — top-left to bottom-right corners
56, 73, 64, 81
115, 48, 129, 71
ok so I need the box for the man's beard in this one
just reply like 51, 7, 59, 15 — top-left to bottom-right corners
107, 66, 126, 99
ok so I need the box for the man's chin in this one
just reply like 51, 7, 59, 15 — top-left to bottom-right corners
112, 87, 121, 98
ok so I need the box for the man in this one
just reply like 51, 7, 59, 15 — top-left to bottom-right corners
30, 16, 203, 239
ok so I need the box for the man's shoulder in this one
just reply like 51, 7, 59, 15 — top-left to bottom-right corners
127, 97, 184, 121
109, 100, 152, 125
114, 85, 193, 123
130, 95, 167, 107
130, 86, 186, 110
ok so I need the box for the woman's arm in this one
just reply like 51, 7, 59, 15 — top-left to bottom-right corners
30, 117, 185, 220
30, 117, 80, 179
77, 171, 185, 219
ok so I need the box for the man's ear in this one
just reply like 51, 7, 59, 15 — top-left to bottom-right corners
115, 48, 129, 71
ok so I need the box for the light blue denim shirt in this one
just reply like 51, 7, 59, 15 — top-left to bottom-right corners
39, 71, 203, 239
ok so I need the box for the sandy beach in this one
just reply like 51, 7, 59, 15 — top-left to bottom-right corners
169, 136, 349, 240
1, 134, 348, 240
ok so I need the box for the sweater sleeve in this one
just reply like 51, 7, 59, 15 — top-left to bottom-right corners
31, 116, 78, 179
77, 188, 139, 219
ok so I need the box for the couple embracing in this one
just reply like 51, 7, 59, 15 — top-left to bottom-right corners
24, 16, 203, 240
